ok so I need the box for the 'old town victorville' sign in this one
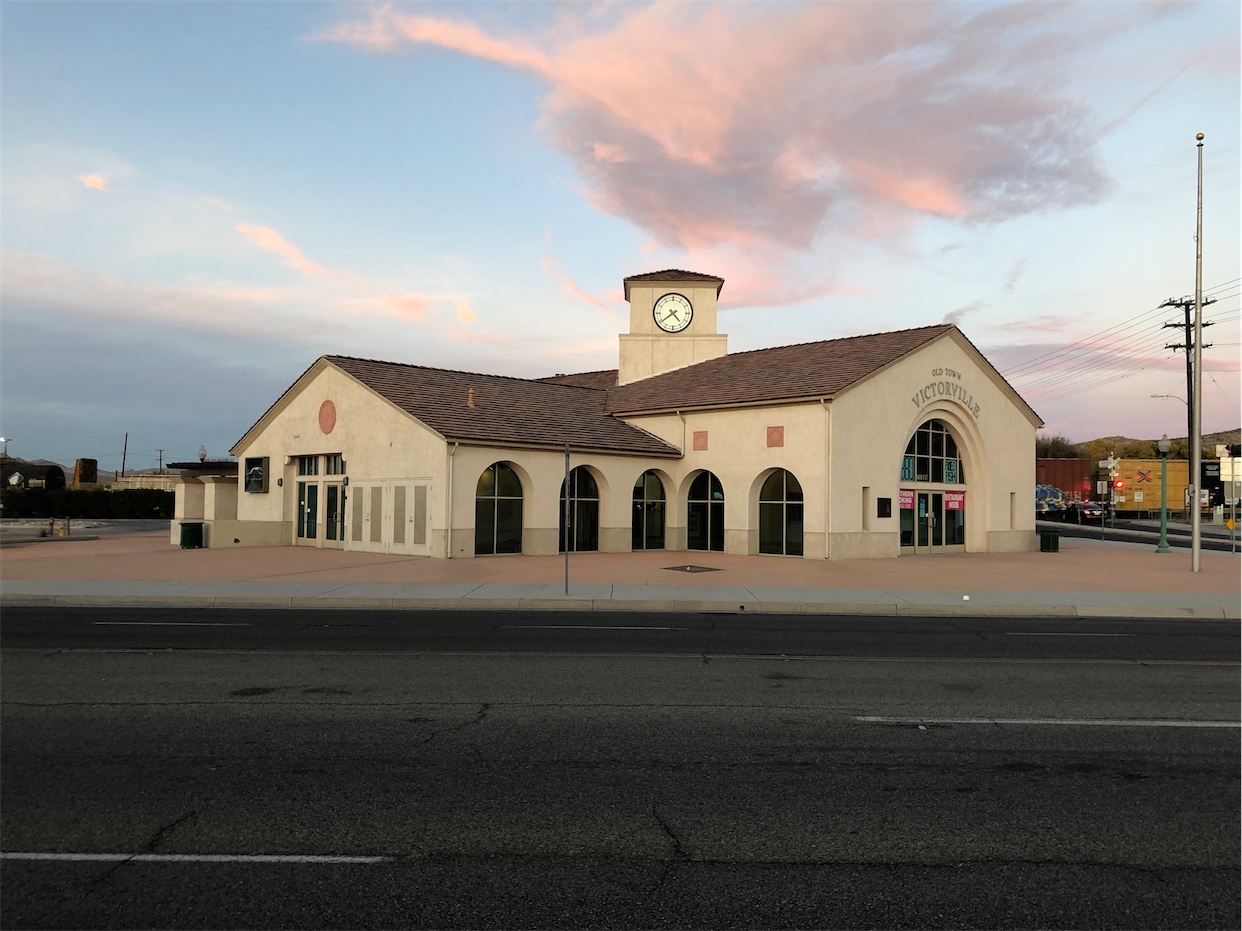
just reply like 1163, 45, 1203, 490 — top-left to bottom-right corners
911, 367, 981, 418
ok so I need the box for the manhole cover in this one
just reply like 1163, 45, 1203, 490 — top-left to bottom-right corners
663, 565, 719, 573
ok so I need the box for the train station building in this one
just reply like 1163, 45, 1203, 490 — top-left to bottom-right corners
174, 269, 1042, 559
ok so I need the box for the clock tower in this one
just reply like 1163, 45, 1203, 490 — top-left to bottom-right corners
618, 270, 728, 385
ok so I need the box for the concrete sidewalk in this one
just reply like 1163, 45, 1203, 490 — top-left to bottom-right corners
1, 527, 1238, 619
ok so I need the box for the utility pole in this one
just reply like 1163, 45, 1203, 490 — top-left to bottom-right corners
1191, 132, 1205, 572
157, 449, 164, 473
121, 432, 128, 479
1160, 294, 1213, 455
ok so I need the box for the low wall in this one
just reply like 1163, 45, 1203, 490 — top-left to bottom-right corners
169, 519, 290, 548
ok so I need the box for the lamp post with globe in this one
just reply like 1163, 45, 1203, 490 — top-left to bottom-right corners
1156, 434, 1172, 554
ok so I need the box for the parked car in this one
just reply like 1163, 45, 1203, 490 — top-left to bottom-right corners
1062, 502, 1105, 524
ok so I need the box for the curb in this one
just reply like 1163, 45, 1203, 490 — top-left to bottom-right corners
1, 593, 1235, 620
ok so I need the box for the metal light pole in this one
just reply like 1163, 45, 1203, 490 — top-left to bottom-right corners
0, 436, 10, 458
1156, 435, 1171, 553
1191, 133, 1205, 572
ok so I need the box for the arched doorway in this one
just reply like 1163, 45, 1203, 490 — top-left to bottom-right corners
899, 419, 967, 554
632, 470, 666, 550
475, 462, 523, 555
559, 466, 600, 553
687, 471, 724, 552
759, 469, 803, 556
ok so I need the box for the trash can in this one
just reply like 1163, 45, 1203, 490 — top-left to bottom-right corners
179, 521, 204, 549
1039, 529, 1060, 553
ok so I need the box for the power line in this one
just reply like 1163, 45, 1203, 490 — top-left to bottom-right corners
1002, 279, 1239, 380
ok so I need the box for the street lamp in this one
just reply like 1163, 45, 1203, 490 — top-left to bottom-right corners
0, 436, 10, 458
1150, 393, 1187, 406
1156, 434, 1171, 553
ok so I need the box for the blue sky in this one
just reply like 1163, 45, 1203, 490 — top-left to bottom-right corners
2, 1, 1238, 473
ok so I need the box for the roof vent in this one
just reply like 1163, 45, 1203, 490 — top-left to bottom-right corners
467, 387, 475, 408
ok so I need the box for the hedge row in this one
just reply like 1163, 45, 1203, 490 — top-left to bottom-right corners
0, 488, 174, 519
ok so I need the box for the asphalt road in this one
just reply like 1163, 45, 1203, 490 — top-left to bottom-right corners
2, 606, 1239, 661
3, 609, 1238, 929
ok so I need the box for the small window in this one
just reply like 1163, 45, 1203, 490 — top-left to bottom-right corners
244, 457, 269, 493
297, 455, 319, 476
325, 453, 345, 475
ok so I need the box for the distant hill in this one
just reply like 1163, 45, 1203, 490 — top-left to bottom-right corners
1077, 428, 1240, 461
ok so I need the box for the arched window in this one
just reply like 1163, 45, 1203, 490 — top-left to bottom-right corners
687, 471, 724, 552
475, 462, 523, 555
759, 469, 803, 556
901, 420, 965, 484
560, 467, 600, 553
632, 471, 666, 550
899, 420, 967, 551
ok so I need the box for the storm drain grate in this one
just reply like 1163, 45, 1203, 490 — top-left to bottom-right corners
663, 565, 720, 573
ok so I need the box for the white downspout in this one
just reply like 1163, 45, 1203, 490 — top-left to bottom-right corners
821, 398, 831, 559
446, 441, 459, 558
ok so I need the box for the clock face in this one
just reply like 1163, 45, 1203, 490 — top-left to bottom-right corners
653, 292, 693, 333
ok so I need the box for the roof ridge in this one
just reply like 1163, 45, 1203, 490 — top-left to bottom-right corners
709, 323, 953, 359
326, 354, 606, 393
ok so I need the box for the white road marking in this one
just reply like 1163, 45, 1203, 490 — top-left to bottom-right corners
1006, 632, 1133, 637
502, 625, 686, 631
857, 715, 1239, 728
1, 852, 389, 864
94, 622, 252, 627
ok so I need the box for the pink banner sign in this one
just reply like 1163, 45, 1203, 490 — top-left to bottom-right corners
944, 492, 965, 511
899, 489, 915, 510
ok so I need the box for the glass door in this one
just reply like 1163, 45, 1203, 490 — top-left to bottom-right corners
916, 492, 943, 552
324, 483, 344, 547
297, 482, 318, 541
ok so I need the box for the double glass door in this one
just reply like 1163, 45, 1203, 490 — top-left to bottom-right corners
916, 492, 943, 548
900, 490, 965, 554
297, 481, 345, 547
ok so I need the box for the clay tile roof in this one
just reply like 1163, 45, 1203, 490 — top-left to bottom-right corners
326, 356, 679, 457
605, 324, 955, 414
623, 269, 725, 299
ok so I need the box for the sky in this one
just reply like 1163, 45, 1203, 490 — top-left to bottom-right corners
2, 0, 1239, 474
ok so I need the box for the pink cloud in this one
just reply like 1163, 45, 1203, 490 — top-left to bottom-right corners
234, 223, 328, 277
321, 2, 1143, 257
454, 297, 476, 324
540, 256, 620, 321
79, 174, 109, 192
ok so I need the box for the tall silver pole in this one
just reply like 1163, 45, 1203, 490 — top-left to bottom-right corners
564, 444, 570, 595
1191, 133, 1204, 572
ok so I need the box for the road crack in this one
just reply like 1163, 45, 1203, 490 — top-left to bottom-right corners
415, 703, 491, 748
89, 809, 198, 889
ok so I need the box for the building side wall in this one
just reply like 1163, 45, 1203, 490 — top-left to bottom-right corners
826, 335, 1038, 558
233, 365, 450, 554
619, 403, 829, 558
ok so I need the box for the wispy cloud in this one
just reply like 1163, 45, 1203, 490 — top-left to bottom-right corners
78, 174, 110, 192
234, 223, 328, 278
540, 254, 619, 321
942, 301, 985, 326
1002, 259, 1027, 294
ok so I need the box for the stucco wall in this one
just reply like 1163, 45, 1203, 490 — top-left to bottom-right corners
216, 330, 1039, 561
826, 331, 1038, 558
233, 363, 449, 554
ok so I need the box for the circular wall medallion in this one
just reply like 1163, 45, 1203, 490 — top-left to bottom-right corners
318, 400, 337, 435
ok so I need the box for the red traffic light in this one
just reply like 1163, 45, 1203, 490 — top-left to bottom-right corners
1113, 479, 1124, 489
